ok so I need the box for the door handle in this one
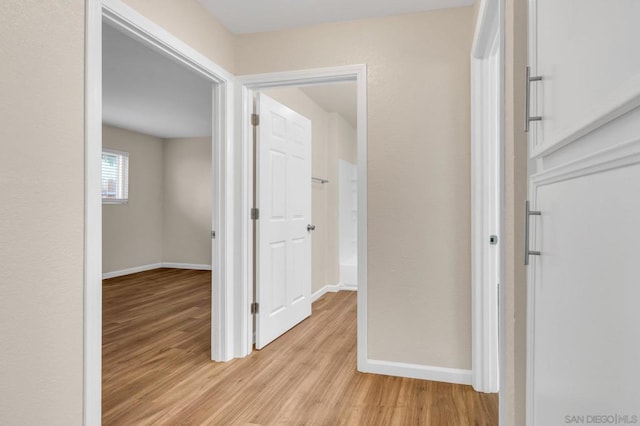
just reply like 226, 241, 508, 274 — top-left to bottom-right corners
525, 66, 543, 132
525, 200, 541, 265
307, 224, 316, 232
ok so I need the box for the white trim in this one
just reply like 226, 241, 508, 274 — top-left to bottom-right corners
311, 284, 340, 302
339, 284, 358, 292
86, 1, 235, 424
472, 0, 499, 59
84, 1, 102, 424
101, 263, 213, 279
529, 136, 640, 187
236, 65, 368, 369
161, 262, 212, 271
311, 283, 358, 303
365, 360, 472, 386
526, 136, 640, 426
102, 263, 162, 279
470, 0, 503, 395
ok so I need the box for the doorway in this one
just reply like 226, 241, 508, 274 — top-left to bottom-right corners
252, 82, 359, 349
236, 66, 368, 367
85, 1, 234, 423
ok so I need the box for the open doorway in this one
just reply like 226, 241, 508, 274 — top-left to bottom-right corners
235, 66, 367, 366
100, 20, 214, 423
85, 2, 235, 423
251, 82, 359, 349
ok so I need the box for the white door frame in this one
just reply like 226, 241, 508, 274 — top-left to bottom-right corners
471, 0, 504, 396
85, 0, 235, 423
234, 66, 368, 368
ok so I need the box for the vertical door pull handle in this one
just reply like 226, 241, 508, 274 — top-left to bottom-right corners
525, 66, 543, 132
525, 200, 541, 265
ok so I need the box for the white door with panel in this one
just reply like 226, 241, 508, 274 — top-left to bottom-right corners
527, 1, 640, 425
256, 93, 312, 349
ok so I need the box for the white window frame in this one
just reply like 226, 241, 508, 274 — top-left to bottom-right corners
101, 148, 129, 204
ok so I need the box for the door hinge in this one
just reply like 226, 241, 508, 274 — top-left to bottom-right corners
251, 113, 260, 126
251, 302, 259, 314
251, 207, 259, 220
211, 230, 216, 239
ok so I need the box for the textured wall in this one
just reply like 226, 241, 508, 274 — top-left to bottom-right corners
102, 125, 165, 273
504, 0, 528, 424
237, 8, 475, 368
0, 1, 85, 424
162, 137, 212, 266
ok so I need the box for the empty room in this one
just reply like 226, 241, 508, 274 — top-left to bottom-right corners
4, 1, 640, 426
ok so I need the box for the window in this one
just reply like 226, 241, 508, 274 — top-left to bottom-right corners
102, 149, 129, 203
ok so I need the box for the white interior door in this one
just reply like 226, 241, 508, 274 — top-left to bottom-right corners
527, 1, 640, 424
256, 93, 312, 349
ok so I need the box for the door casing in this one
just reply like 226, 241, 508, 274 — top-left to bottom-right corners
85, 0, 235, 423
236, 66, 369, 368
471, 0, 504, 397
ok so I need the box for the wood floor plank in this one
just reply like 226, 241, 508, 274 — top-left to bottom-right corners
103, 269, 498, 425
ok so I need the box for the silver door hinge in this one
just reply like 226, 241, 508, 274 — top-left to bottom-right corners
251, 302, 259, 314
251, 207, 259, 220
251, 113, 260, 126
211, 230, 216, 239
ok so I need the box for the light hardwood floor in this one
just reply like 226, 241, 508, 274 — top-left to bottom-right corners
103, 268, 498, 425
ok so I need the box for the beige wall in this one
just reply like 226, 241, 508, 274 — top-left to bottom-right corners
103, 125, 165, 273
262, 87, 357, 294
0, 0, 85, 424
330, 113, 357, 165
504, 0, 528, 424
327, 112, 357, 283
237, 8, 475, 369
102, 127, 212, 273
163, 137, 212, 265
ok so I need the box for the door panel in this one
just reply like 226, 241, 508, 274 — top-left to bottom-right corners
530, 0, 640, 155
256, 93, 312, 349
530, 160, 640, 425
528, 2, 640, 424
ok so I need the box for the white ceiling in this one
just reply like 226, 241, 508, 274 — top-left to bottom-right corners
301, 83, 357, 128
102, 23, 212, 139
198, 0, 474, 34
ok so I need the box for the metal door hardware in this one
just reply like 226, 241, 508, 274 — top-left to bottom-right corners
525, 200, 541, 265
307, 224, 316, 232
525, 66, 543, 132
489, 235, 498, 245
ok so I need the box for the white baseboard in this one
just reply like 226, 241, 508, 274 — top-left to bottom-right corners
311, 283, 358, 302
102, 263, 162, 279
363, 359, 472, 386
102, 262, 212, 279
161, 262, 212, 271
340, 284, 357, 292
